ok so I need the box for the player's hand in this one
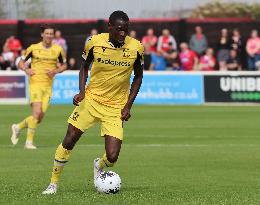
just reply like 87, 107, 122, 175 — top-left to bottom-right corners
25, 68, 35, 76
47, 70, 56, 78
121, 106, 131, 121
73, 92, 85, 106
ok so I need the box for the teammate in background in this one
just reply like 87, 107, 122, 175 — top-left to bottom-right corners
42, 10, 144, 194
11, 24, 67, 149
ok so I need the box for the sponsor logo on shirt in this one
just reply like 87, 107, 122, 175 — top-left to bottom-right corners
96, 57, 131, 67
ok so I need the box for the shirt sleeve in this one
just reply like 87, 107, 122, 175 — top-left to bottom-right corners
137, 43, 145, 66
82, 36, 95, 60
58, 48, 67, 63
157, 36, 162, 52
21, 45, 33, 61
192, 51, 197, 58
170, 36, 177, 50
133, 43, 145, 72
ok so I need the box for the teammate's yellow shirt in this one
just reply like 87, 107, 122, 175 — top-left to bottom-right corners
82, 33, 144, 108
23, 42, 66, 86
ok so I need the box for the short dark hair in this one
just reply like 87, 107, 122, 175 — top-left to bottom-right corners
109, 10, 129, 25
40, 23, 55, 33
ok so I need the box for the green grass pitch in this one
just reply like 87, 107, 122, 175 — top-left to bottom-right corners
0, 104, 260, 205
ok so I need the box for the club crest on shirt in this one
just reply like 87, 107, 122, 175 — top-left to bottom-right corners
123, 48, 130, 58
72, 112, 80, 121
102, 47, 106, 52
86, 36, 92, 42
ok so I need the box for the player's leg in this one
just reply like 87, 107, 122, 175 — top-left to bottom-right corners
51, 124, 83, 185
11, 112, 34, 146
25, 87, 51, 148
42, 123, 83, 195
43, 97, 97, 194
94, 135, 122, 185
37, 87, 51, 122
11, 85, 44, 146
24, 102, 44, 149
94, 107, 123, 181
99, 135, 122, 168
11, 103, 42, 147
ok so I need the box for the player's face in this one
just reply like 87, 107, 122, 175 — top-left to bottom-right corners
109, 19, 129, 44
41, 28, 55, 45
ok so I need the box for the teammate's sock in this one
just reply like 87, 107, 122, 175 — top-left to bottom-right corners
26, 117, 38, 142
18, 116, 32, 130
99, 153, 115, 169
50, 144, 72, 184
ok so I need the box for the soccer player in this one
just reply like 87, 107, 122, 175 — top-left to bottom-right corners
11, 24, 67, 149
42, 10, 144, 194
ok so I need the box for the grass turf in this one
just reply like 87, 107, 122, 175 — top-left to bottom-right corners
0, 105, 260, 205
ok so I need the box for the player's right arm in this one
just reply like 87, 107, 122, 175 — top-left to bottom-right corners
18, 45, 35, 76
73, 37, 94, 106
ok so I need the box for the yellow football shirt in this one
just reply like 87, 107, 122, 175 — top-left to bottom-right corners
23, 42, 66, 86
82, 33, 144, 108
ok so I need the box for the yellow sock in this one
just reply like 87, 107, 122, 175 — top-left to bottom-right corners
99, 153, 114, 169
26, 117, 38, 142
50, 144, 72, 184
18, 116, 32, 130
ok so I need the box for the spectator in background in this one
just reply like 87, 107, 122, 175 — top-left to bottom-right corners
0, 56, 5, 70
129, 30, 137, 39
231, 29, 243, 59
198, 48, 216, 71
0, 45, 15, 70
85, 28, 98, 46
163, 42, 180, 70
142, 28, 158, 70
5, 36, 22, 57
246, 29, 260, 71
15, 49, 31, 70
179, 42, 198, 71
216, 28, 230, 70
149, 52, 167, 71
53, 30, 68, 56
226, 49, 242, 71
231, 28, 244, 68
189, 26, 208, 56
157, 29, 177, 55
68, 57, 77, 70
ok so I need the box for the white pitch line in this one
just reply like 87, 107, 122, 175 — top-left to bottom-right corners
0, 144, 259, 148
78, 144, 260, 147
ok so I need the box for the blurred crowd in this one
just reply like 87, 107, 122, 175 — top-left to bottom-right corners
1, 27, 259, 71
140, 27, 260, 71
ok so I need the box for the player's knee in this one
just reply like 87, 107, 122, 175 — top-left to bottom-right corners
62, 126, 82, 150
37, 112, 45, 123
34, 111, 43, 121
62, 132, 76, 149
106, 151, 119, 163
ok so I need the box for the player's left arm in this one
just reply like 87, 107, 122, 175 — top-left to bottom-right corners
47, 49, 67, 78
121, 45, 144, 121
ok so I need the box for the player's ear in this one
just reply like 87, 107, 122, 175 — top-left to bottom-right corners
108, 22, 113, 30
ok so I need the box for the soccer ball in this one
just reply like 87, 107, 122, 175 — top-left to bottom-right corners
95, 171, 121, 194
